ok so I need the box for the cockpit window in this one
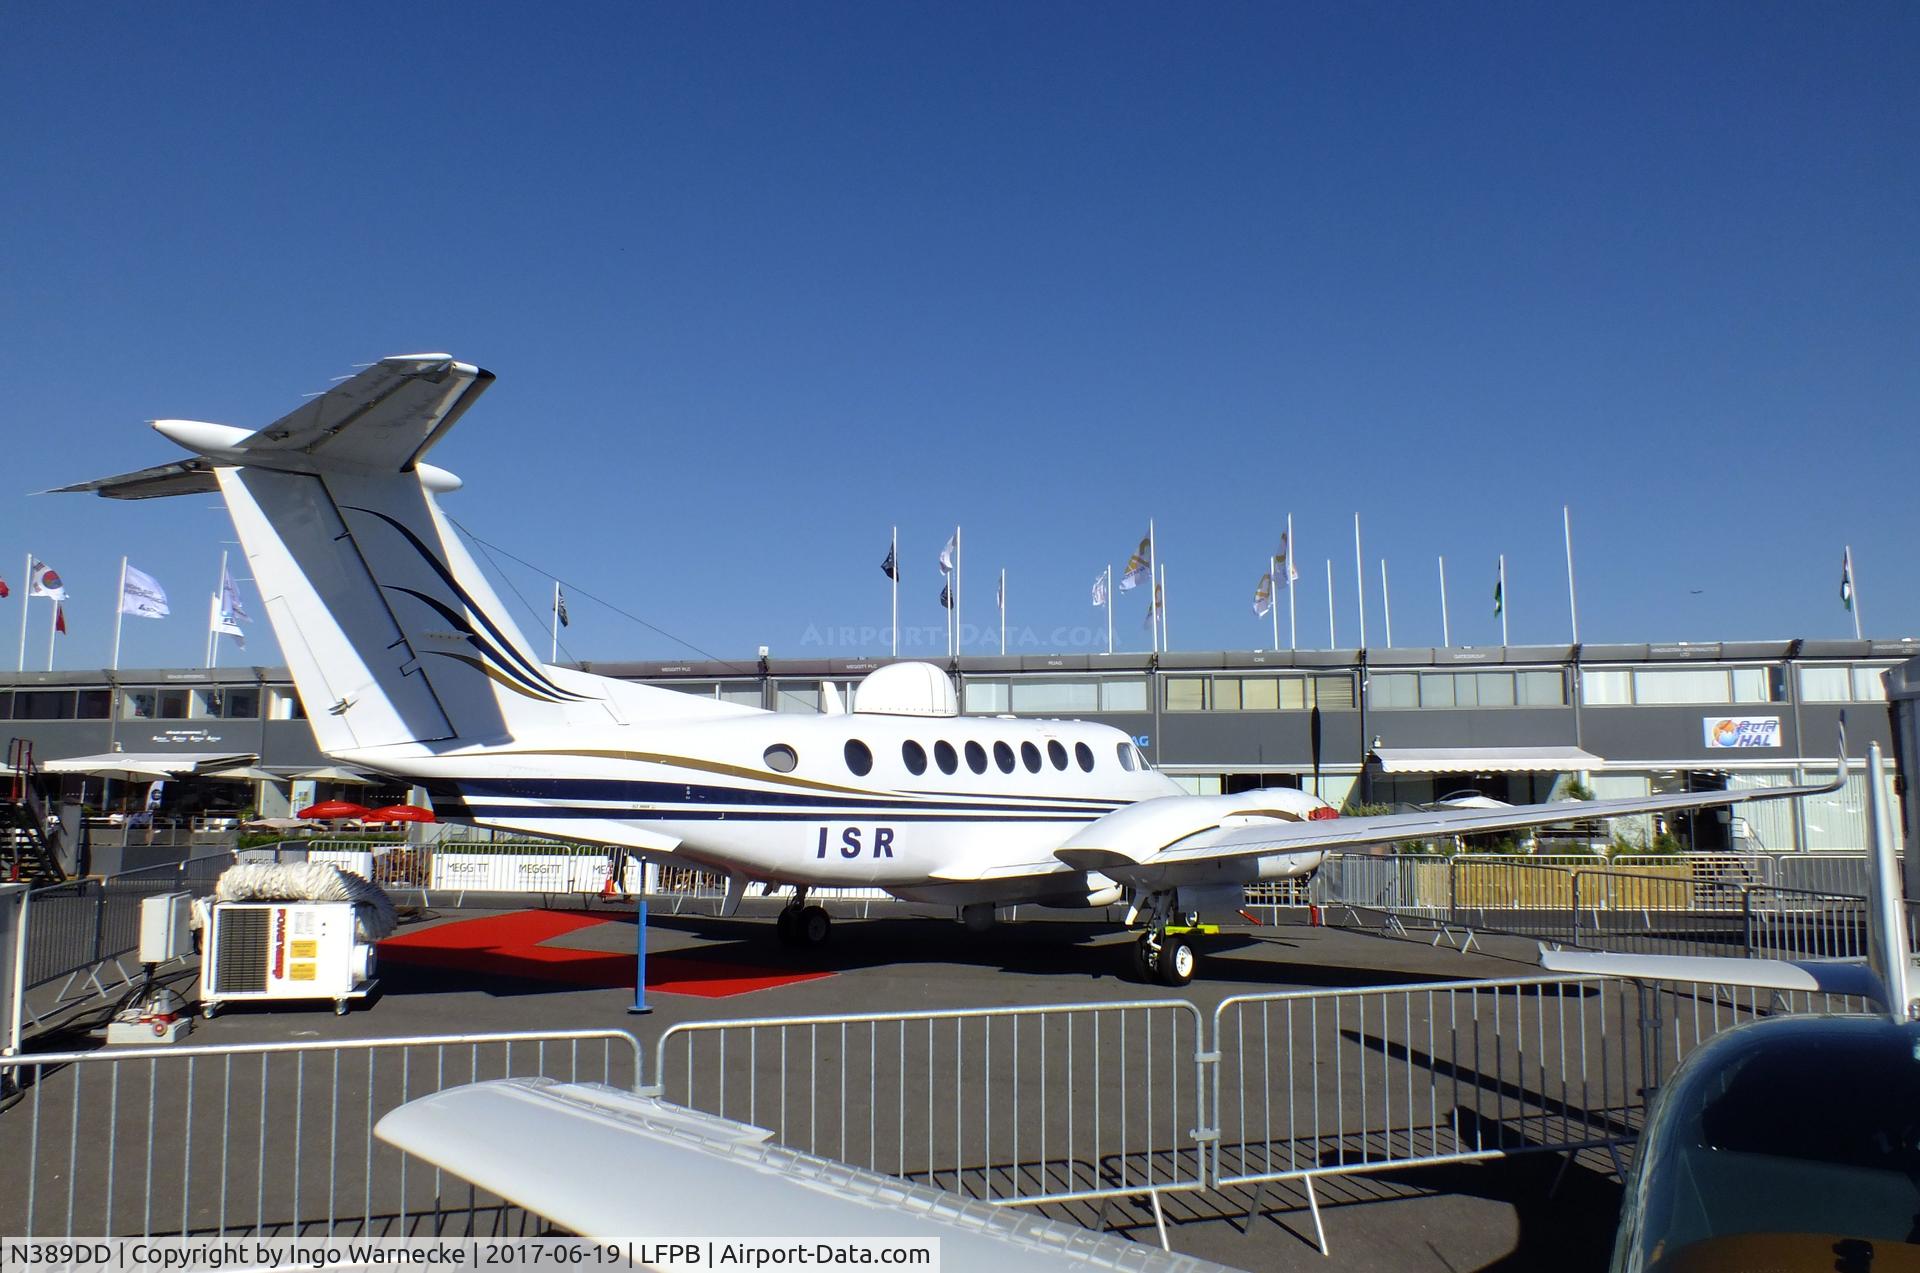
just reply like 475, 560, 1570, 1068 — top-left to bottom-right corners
1116, 742, 1136, 772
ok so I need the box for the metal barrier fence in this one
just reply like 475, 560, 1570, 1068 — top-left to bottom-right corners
0, 1030, 643, 1237
648, 1000, 1210, 1216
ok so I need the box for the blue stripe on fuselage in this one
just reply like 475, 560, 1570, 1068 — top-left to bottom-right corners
434, 775, 1124, 815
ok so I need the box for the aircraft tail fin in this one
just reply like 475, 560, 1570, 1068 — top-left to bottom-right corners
66, 355, 751, 758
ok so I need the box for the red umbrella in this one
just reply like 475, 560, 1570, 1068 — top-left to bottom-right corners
363, 804, 437, 824
298, 800, 373, 820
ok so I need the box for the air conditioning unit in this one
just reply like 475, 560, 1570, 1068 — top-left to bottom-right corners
200, 902, 377, 1017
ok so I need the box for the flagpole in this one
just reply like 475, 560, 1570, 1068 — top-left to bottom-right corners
1269, 554, 1279, 651
46, 588, 58, 671
1147, 519, 1160, 654
1160, 563, 1169, 651
1381, 559, 1393, 648
1438, 556, 1451, 648
1499, 554, 1509, 646
1353, 514, 1367, 649
111, 557, 128, 672
890, 526, 898, 659
551, 580, 560, 663
999, 568, 1006, 656
1286, 514, 1296, 651
1564, 505, 1579, 644
17, 553, 30, 673
1325, 559, 1336, 649
955, 525, 963, 658
1106, 565, 1114, 656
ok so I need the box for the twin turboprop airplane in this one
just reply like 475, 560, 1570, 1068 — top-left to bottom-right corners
60, 354, 1846, 984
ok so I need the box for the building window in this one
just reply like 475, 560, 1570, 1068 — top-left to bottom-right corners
1732, 668, 1774, 704
1240, 678, 1279, 711
1853, 668, 1888, 702
12, 691, 75, 721
993, 741, 1016, 774
1477, 672, 1515, 707
1581, 669, 1632, 706
844, 739, 873, 777
902, 741, 928, 776
774, 683, 820, 713
1633, 668, 1731, 705
1420, 673, 1456, 708
1312, 676, 1355, 709
964, 741, 987, 774
75, 689, 112, 719
1797, 667, 1852, 703
1010, 679, 1100, 714
1020, 742, 1042, 774
763, 744, 798, 773
1371, 674, 1417, 709
1211, 678, 1243, 712
963, 680, 1009, 713
1099, 678, 1149, 711
1516, 670, 1565, 707
1074, 742, 1095, 773
1165, 678, 1207, 711
933, 740, 959, 775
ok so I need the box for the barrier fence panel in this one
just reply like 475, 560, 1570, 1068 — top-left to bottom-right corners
1775, 854, 1872, 897
650, 1001, 1208, 1209
1446, 859, 1579, 945
0, 1030, 642, 1238
1210, 976, 1644, 1197
1741, 887, 1874, 961
1569, 869, 1748, 957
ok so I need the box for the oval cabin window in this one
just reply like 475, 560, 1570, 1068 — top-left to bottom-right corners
903, 740, 928, 775
764, 744, 798, 773
1021, 742, 1042, 774
964, 741, 988, 774
934, 740, 959, 775
994, 741, 1016, 774
1075, 742, 1095, 772
1047, 741, 1069, 771
844, 739, 873, 776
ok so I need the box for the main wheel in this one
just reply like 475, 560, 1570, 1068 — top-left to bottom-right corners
775, 907, 802, 945
1130, 936, 1157, 983
1157, 936, 1197, 987
799, 905, 832, 946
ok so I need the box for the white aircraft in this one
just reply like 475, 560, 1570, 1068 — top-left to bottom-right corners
59, 354, 1846, 984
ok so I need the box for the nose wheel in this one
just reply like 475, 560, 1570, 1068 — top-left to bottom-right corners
1133, 932, 1197, 986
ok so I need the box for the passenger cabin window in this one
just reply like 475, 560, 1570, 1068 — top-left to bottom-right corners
964, 741, 987, 774
1047, 740, 1068, 771
934, 740, 958, 775
1020, 742, 1042, 774
1075, 742, 1095, 773
993, 741, 1016, 774
763, 744, 798, 773
903, 741, 928, 776
844, 739, 873, 776
1116, 742, 1136, 771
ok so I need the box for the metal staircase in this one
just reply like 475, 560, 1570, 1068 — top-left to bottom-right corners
5, 738, 68, 884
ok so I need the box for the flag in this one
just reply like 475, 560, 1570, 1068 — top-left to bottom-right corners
1254, 572, 1274, 618
1841, 549, 1854, 612
1091, 571, 1107, 608
939, 583, 952, 609
120, 564, 170, 619
54, 602, 66, 635
213, 561, 250, 649
938, 533, 956, 574
995, 573, 1004, 609
0, 577, 9, 599
881, 545, 897, 581
1120, 535, 1151, 590
29, 560, 65, 599
1273, 535, 1299, 585
1493, 574, 1503, 617
1142, 579, 1163, 630
556, 587, 570, 627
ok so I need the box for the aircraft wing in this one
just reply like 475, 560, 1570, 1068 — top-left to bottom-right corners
236, 353, 494, 471
45, 457, 220, 500
1055, 763, 1844, 885
376, 1079, 1238, 1271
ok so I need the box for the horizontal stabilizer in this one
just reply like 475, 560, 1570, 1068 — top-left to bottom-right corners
46, 458, 218, 500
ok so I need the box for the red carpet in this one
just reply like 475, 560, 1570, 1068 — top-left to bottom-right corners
378, 910, 834, 998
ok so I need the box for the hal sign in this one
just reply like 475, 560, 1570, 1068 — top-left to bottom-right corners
1703, 716, 1782, 749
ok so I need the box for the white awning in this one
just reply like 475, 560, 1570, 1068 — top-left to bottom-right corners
1371, 746, 1602, 775
41, 751, 258, 779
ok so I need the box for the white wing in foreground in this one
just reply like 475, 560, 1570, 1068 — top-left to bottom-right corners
376, 1079, 1238, 1272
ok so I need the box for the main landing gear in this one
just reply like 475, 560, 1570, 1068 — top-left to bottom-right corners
1130, 891, 1206, 987
775, 888, 832, 948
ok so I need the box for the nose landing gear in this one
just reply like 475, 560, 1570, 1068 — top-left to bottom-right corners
1130, 891, 1213, 986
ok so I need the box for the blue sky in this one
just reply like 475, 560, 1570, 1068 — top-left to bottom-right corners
3, 3, 1915, 673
